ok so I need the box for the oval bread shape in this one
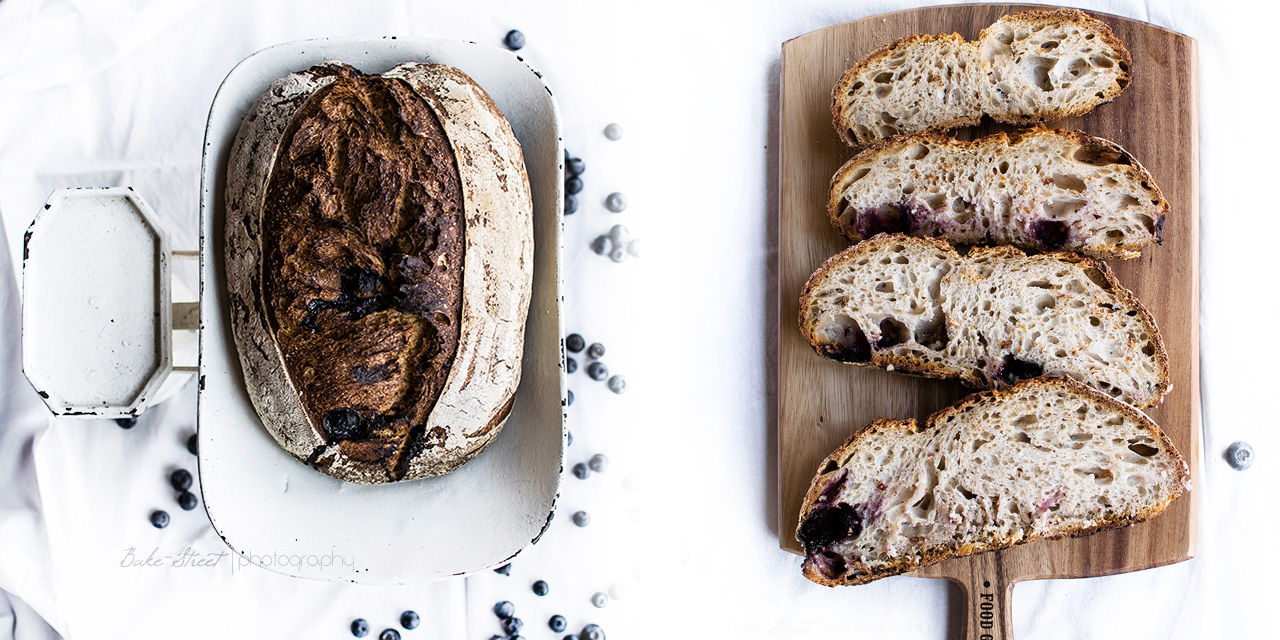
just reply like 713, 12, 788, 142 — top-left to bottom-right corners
833, 8, 1132, 147
225, 62, 533, 484
828, 128, 1168, 259
796, 377, 1190, 587
798, 234, 1169, 408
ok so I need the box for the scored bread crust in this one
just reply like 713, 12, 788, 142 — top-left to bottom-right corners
833, 9, 1133, 147
225, 62, 533, 484
827, 127, 1168, 259
796, 377, 1190, 587
798, 234, 1170, 408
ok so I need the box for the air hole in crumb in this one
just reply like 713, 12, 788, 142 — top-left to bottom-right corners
1128, 442, 1159, 457
1052, 173, 1086, 191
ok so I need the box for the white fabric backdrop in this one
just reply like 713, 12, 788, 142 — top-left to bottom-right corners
0, 0, 1275, 638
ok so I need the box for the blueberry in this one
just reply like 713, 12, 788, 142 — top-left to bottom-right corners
149, 510, 169, 529
494, 564, 512, 576
603, 123, 623, 141
493, 600, 515, 618
566, 177, 583, 195
580, 624, 606, 640
503, 29, 526, 50
996, 355, 1043, 385
566, 157, 586, 177
351, 619, 370, 637
572, 511, 591, 527
564, 194, 578, 215
604, 192, 627, 213
572, 462, 591, 480
501, 617, 523, 635
567, 431, 574, 446
566, 357, 578, 374
116, 417, 137, 429
399, 611, 419, 630
797, 503, 861, 555
177, 491, 198, 511
186, 433, 198, 455
591, 592, 608, 608
855, 203, 911, 238
170, 469, 193, 491
588, 454, 609, 473
378, 630, 399, 640
586, 362, 608, 381
606, 375, 627, 394
549, 615, 567, 632
1225, 441, 1255, 470
566, 390, 574, 407
533, 579, 550, 596
566, 334, 586, 352
586, 343, 605, 359
1030, 218, 1070, 250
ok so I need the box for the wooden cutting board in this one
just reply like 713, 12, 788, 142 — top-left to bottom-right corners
776, 5, 1199, 638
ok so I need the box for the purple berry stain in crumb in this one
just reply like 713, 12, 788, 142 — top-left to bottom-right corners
1030, 218, 1070, 250
855, 203, 911, 239
797, 503, 862, 556
996, 354, 1043, 385
818, 316, 870, 363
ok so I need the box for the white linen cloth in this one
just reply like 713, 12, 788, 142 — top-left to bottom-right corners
0, 0, 1275, 639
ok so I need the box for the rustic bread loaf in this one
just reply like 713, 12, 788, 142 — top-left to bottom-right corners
797, 377, 1189, 587
833, 9, 1131, 146
225, 61, 533, 484
828, 128, 1167, 259
799, 234, 1169, 408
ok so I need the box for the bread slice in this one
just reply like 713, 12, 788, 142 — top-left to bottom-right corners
828, 128, 1167, 259
833, 9, 1132, 147
799, 235, 1169, 408
796, 377, 1189, 587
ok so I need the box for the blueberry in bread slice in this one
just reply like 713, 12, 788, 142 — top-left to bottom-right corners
834, 9, 1131, 147
225, 62, 532, 484
828, 128, 1167, 259
797, 377, 1189, 586
799, 234, 1169, 408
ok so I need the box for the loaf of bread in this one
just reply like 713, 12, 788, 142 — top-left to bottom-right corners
828, 128, 1167, 259
225, 62, 533, 484
799, 234, 1169, 408
797, 377, 1189, 586
833, 9, 1131, 147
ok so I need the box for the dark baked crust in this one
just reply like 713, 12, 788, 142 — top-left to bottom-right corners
262, 63, 465, 481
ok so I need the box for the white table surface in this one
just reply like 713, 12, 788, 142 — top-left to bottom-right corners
0, 0, 1275, 638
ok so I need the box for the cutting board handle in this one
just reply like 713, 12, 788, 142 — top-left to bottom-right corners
950, 552, 1014, 639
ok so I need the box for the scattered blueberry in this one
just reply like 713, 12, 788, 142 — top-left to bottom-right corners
533, 579, 550, 596
177, 491, 198, 511
351, 619, 370, 637
378, 630, 399, 640
572, 462, 591, 480
494, 564, 512, 576
566, 334, 586, 352
186, 433, 198, 455
566, 357, 578, 374
587, 343, 605, 359
566, 177, 583, 195
116, 417, 137, 429
1225, 441, 1255, 470
567, 157, 586, 177
503, 29, 526, 50
400, 611, 419, 630
549, 615, 567, 632
149, 510, 169, 529
489, 636, 504, 640
572, 511, 591, 527
587, 362, 608, 381
607, 375, 627, 394
567, 431, 574, 446
588, 454, 609, 473
501, 617, 523, 635
603, 123, 623, 141
565, 194, 579, 215
580, 624, 606, 640
593, 225, 639, 263
566, 390, 574, 407
170, 469, 193, 492
494, 601, 515, 619
604, 192, 627, 213
591, 592, 608, 608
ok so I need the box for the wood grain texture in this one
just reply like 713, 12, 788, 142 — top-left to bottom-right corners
776, 5, 1198, 633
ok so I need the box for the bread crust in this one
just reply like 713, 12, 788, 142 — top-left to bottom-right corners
225, 62, 533, 484
798, 234, 1171, 408
796, 377, 1190, 586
